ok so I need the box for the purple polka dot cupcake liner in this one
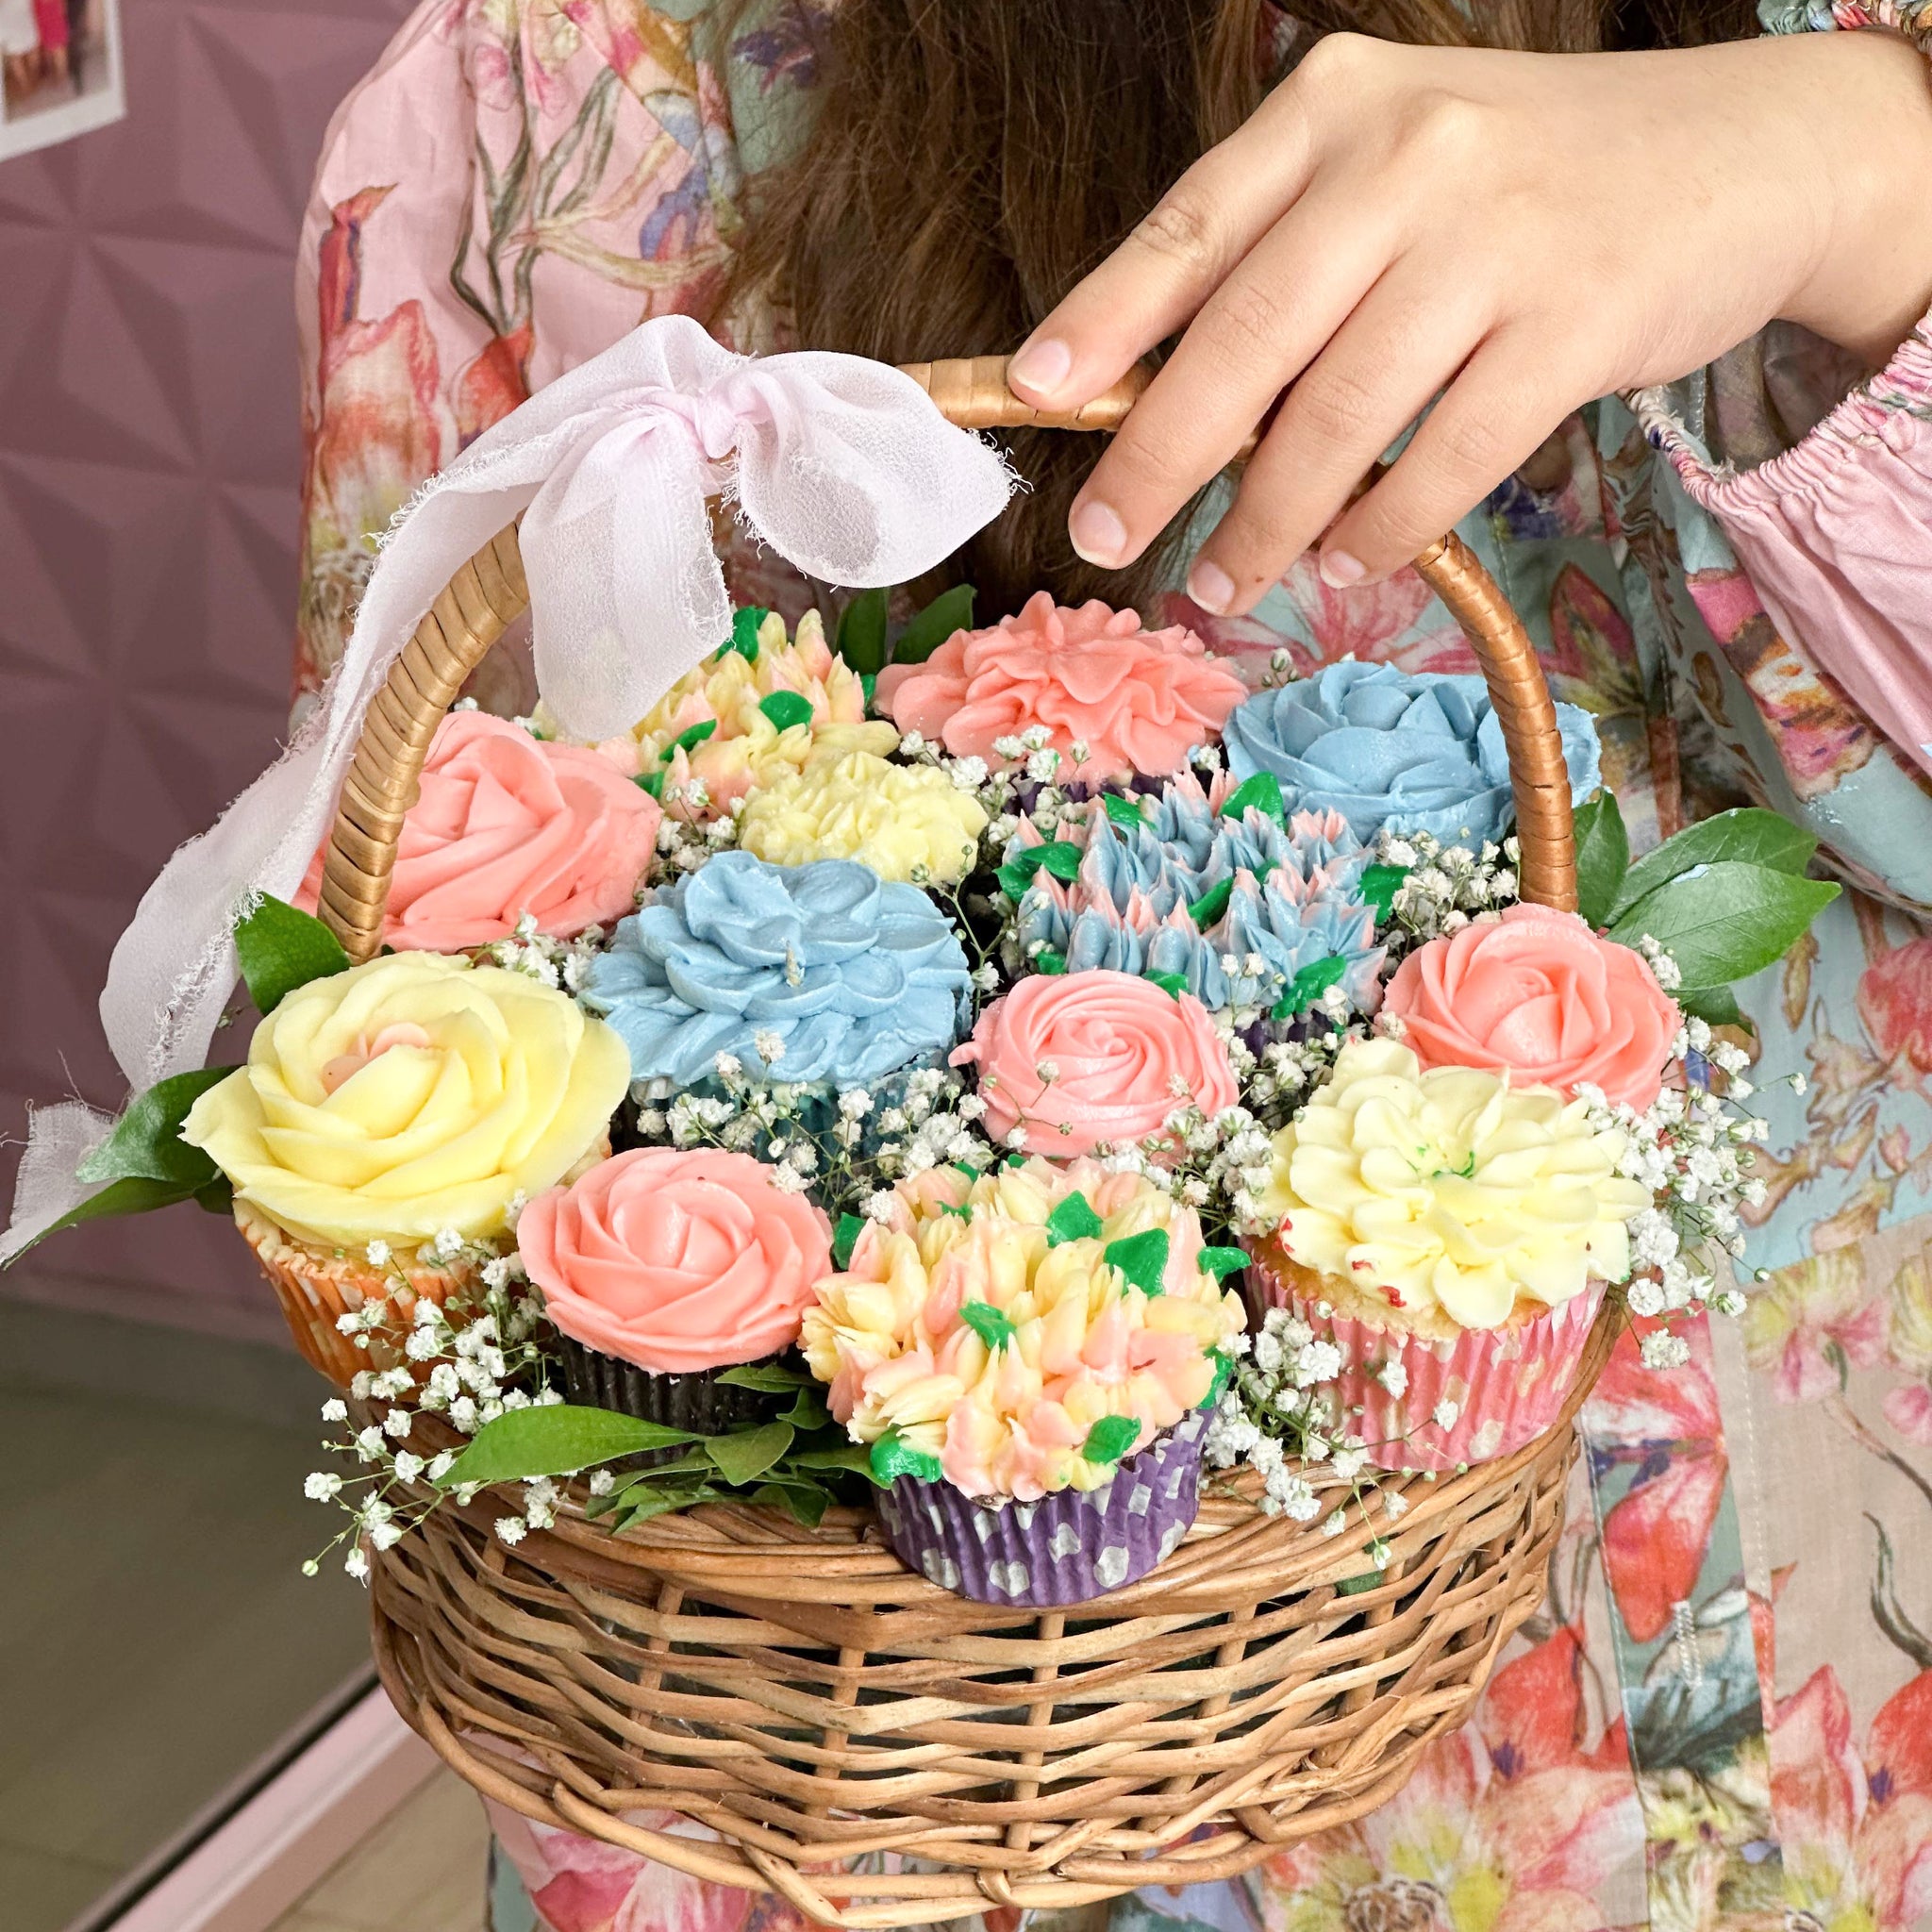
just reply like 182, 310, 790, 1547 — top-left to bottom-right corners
874, 1407, 1209, 1607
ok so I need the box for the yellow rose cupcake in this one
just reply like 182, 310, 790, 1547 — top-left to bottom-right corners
183, 952, 628, 1386
1248, 1038, 1649, 1470
737, 748, 988, 884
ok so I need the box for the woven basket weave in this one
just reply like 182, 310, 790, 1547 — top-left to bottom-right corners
308, 357, 1600, 1926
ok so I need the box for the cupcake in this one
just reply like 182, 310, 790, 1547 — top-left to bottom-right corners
874, 591, 1247, 782
579, 851, 974, 1119
802, 1158, 1246, 1604
1247, 1038, 1650, 1471
735, 748, 988, 884
517, 1147, 833, 1430
181, 952, 628, 1386
625, 608, 899, 819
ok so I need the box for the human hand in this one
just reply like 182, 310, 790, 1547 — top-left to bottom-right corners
1006, 28, 1932, 607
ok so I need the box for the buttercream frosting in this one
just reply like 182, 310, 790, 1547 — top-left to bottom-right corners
735, 749, 988, 884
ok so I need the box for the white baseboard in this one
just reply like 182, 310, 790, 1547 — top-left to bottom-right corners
96, 1688, 439, 1932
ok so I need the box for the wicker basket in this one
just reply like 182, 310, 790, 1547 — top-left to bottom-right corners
308, 357, 1598, 1926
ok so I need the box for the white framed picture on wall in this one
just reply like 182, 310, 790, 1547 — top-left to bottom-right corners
0, 0, 123, 161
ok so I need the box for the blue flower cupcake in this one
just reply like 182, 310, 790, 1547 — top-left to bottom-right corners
1222, 660, 1600, 846
581, 850, 974, 1095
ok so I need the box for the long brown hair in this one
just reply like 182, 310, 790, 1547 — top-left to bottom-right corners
727, 0, 1758, 617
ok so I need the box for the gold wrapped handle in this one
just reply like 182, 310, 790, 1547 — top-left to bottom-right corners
315, 357, 1576, 959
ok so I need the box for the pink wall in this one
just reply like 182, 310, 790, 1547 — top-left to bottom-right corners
0, 0, 413, 1325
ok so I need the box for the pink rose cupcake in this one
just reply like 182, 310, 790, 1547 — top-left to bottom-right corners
518, 1147, 833, 1432
952, 969, 1240, 1158
1382, 903, 1681, 1111
874, 592, 1247, 783
296, 710, 659, 953
1251, 1040, 1650, 1471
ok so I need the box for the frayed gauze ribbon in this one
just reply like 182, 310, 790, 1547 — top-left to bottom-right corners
1, 316, 1015, 1262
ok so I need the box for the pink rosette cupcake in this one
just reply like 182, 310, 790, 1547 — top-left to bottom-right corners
295, 710, 659, 952
802, 1158, 1247, 1604
1249, 1039, 1650, 1472
952, 968, 1239, 1158
1382, 903, 1681, 1111
519, 1147, 833, 1432
874, 591, 1247, 782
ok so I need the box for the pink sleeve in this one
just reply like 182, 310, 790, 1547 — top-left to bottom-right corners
1641, 324, 1932, 782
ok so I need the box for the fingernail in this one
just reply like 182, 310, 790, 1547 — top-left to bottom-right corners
1188, 559, 1236, 615
1009, 336, 1073, 397
1070, 499, 1127, 567
1319, 547, 1367, 589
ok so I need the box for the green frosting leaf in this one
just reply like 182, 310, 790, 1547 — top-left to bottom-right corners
870, 1430, 943, 1486
439, 1407, 698, 1487
667, 719, 717, 756
1102, 791, 1149, 829
1045, 1191, 1106, 1246
996, 841, 1080, 900
893, 583, 975, 665
1571, 791, 1630, 930
1146, 970, 1190, 1000
958, 1300, 1017, 1351
1187, 875, 1234, 930
1219, 772, 1287, 824
1606, 861, 1839, 990
758, 690, 815, 734
234, 894, 351, 1016
832, 1212, 865, 1269
726, 606, 770, 659
1198, 1245, 1247, 1279
636, 769, 666, 799
1273, 952, 1348, 1020
1104, 1228, 1170, 1297
1082, 1414, 1141, 1466
1035, 948, 1068, 975
837, 587, 890, 675
1357, 863, 1407, 922
1205, 1349, 1236, 1407
1610, 807, 1819, 923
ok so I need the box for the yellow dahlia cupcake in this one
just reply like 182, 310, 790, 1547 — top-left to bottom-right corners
182, 952, 628, 1386
1249, 1038, 1650, 1471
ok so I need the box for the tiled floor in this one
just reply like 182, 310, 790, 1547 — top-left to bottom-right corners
267, 1770, 491, 1932
0, 1290, 372, 1932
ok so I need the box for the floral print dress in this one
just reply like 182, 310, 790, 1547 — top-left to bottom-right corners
297, 4, 1932, 1927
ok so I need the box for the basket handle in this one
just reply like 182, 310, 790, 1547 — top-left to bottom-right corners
314, 357, 1576, 960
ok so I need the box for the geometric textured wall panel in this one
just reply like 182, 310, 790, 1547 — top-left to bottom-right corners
0, 0, 413, 1321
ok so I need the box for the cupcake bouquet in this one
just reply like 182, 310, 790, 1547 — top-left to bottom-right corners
15, 589, 1840, 1604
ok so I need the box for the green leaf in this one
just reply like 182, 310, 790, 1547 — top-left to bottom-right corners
1037, 841, 1082, 881
1610, 808, 1819, 923
667, 719, 717, 757
636, 769, 665, 800
870, 1429, 942, 1486
752, 1480, 828, 1527
1146, 970, 1190, 999
1045, 1191, 1105, 1246
1335, 1567, 1387, 1597
777, 1391, 832, 1432
837, 587, 890, 675
706, 1421, 795, 1488
1678, 984, 1747, 1029
1104, 1228, 1170, 1297
726, 606, 771, 659
7, 1174, 209, 1263
1273, 953, 1348, 1020
713, 1361, 812, 1392
1187, 875, 1234, 930
1199, 1245, 1247, 1279
893, 583, 974, 665
193, 1174, 235, 1215
612, 1484, 720, 1531
1571, 791, 1630, 930
789, 1442, 881, 1481
234, 894, 351, 1016
77, 1068, 234, 1188
831, 1212, 865, 1269
1605, 861, 1840, 990
1220, 772, 1286, 824
1358, 863, 1408, 922
860, 673, 877, 708
439, 1406, 698, 1488
1082, 1414, 1141, 1466
758, 691, 815, 734
1102, 791, 1148, 829
1035, 948, 1068, 975
958, 1300, 1016, 1351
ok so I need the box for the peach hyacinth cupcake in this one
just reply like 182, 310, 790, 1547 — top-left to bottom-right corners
1248, 1039, 1651, 1471
518, 1146, 833, 1433
181, 952, 627, 1387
